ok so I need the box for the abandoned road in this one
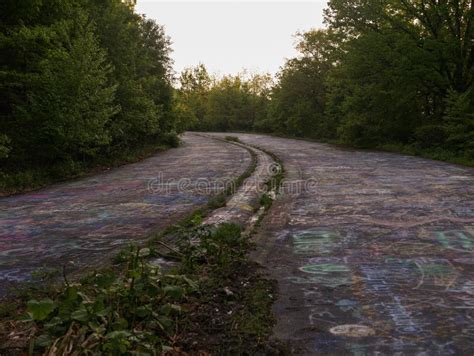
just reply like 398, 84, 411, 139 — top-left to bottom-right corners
208, 133, 474, 354
2, 132, 474, 353
0, 133, 251, 291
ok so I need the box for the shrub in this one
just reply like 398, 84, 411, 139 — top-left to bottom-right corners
414, 125, 447, 148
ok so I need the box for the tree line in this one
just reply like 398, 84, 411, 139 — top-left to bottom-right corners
2, 0, 472, 190
176, 65, 273, 132
0, 0, 180, 189
179, 0, 473, 163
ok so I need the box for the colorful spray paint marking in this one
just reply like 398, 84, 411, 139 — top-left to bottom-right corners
288, 257, 352, 288
292, 230, 341, 255
361, 265, 422, 335
207, 132, 474, 353
382, 257, 459, 290
0, 133, 252, 291
436, 229, 474, 252
413, 258, 458, 289
291, 229, 351, 288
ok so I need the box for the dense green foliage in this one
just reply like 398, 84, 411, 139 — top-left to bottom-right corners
181, 1, 473, 163
324, 0, 473, 157
271, 0, 474, 161
0, 0, 179, 190
177, 64, 273, 132
266, 30, 339, 138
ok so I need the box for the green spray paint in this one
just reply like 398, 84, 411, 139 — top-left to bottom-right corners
293, 230, 341, 255
436, 230, 474, 252
289, 263, 351, 288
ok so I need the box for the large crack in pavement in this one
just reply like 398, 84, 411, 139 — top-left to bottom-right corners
208, 132, 474, 354
200, 134, 277, 229
0, 133, 252, 293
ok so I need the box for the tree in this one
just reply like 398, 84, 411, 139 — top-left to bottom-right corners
22, 18, 117, 162
1, 3, 117, 164
178, 64, 212, 130
267, 30, 338, 138
324, 0, 473, 149
83, 0, 174, 148
177, 65, 271, 132
0, 0, 177, 182
444, 88, 474, 158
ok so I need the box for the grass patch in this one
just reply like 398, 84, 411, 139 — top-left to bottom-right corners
259, 192, 274, 211
172, 223, 283, 353
249, 143, 286, 231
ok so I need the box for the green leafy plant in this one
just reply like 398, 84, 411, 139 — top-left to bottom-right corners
26, 299, 55, 321
24, 246, 194, 353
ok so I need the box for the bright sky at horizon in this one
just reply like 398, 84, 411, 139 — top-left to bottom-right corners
135, 1, 327, 76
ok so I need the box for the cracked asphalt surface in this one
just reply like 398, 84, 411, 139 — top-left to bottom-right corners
201, 134, 276, 228
209, 133, 474, 354
2, 132, 474, 353
0, 133, 251, 291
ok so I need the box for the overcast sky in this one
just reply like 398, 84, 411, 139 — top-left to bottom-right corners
135, 1, 327, 76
